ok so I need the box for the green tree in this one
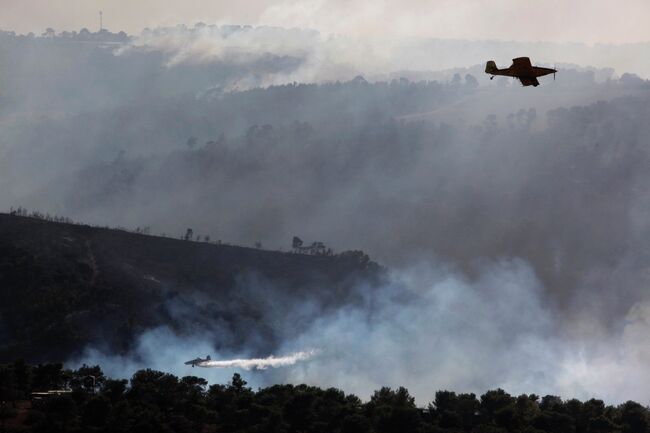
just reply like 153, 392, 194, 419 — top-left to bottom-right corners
620, 401, 649, 433
367, 387, 419, 433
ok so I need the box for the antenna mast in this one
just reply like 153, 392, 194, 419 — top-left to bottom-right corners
99, 11, 103, 31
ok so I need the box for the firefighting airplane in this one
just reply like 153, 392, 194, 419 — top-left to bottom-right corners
184, 355, 211, 367
485, 57, 557, 87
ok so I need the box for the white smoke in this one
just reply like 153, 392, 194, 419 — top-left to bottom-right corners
115, 25, 367, 87
71, 327, 319, 389
267, 261, 650, 405
114, 24, 650, 88
198, 350, 317, 370
553, 300, 650, 404
71, 260, 650, 405
274, 260, 565, 401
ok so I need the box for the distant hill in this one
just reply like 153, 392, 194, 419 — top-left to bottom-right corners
0, 213, 382, 363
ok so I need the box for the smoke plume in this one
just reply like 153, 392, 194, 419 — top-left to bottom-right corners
199, 350, 317, 370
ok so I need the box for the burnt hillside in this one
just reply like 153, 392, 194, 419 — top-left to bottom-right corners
0, 213, 382, 363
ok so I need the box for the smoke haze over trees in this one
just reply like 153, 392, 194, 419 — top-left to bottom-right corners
2, 25, 650, 405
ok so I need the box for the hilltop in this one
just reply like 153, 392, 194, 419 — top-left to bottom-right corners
0, 213, 382, 363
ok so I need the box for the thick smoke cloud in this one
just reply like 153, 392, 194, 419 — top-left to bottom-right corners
3, 27, 650, 404
23, 84, 650, 315
120, 25, 650, 81
75, 260, 650, 404
75, 260, 557, 402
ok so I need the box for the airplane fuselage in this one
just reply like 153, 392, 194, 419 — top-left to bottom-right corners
491, 66, 556, 78
184, 355, 211, 367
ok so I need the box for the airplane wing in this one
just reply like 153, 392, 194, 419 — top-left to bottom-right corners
519, 77, 540, 87
512, 57, 532, 68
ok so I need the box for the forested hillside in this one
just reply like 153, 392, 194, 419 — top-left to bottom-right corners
0, 213, 381, 363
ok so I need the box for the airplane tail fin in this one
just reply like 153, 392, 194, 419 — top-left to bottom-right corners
485, 60, 498, 74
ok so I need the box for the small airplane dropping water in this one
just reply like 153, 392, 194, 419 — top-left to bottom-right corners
485, 57, 556, 86
185, 355, 211, 367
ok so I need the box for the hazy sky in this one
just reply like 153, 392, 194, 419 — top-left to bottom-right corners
2, 0, 649, 44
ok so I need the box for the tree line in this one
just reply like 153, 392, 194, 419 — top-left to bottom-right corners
1, 360, 648, 433
4, 209, 376, 265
